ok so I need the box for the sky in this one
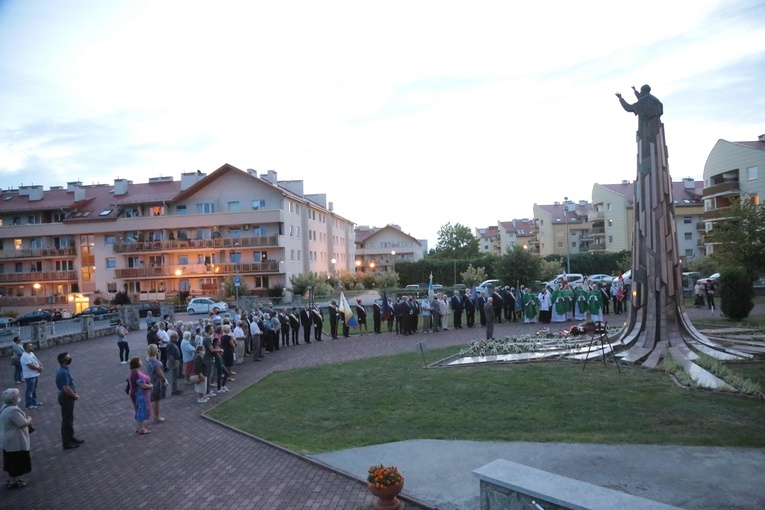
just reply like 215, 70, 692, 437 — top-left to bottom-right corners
1, 0, 764, 249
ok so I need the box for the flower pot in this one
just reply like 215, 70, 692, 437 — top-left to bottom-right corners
368, 479, 404, 510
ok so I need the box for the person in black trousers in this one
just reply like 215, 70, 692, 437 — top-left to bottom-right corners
373, 299, 382, 333
328, 300, 339, 339
300, 305, 312, 343
312, 305, 324, 341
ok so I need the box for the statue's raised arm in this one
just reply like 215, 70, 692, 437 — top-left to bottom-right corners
616, 84, 663, 143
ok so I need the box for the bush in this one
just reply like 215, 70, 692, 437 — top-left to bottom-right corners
267, 285, 284, 298
111, 291, 131, 306
719, 267, 754, 320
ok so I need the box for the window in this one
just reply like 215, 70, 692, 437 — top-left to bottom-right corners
231, 252, 242, 264
253, 252, 262, 262
252, 199, 265, 210
14, 239, 21, 250
56, 260, 74, 271
288, 201, 293, 213
296, 227, 300, 239
683, 216, 692, 224
290, 249, 295, 262
107, 282, 117, 293
684, 233, 693, 241
289, 225, 294, 238
557, 242, 563, 249
557, 231, 563, 237
685, 249, 694, 257
106, 257, 116, 269
105, 235, 115, 245
176, 205, 187, 215
197, 203, 214, 213
748, 166, 758, 181
53, 212, 65, 222
608, 236, 613, 244
228, 201, 240, 212
27, 215, 38, 224
229, 228, 242, 238
178, 255, 189, 265
297, 250, 301, 261
30, 238, 42, 249
606, 203, 612, 211
608, 219, 613, 227
125, 208, 139, 218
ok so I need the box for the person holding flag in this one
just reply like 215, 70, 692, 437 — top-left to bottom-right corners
339, 292, 358, 337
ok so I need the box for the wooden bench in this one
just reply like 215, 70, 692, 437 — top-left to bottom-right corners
473, 459, 681, 510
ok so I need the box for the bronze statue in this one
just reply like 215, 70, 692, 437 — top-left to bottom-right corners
616, 85, 663, 173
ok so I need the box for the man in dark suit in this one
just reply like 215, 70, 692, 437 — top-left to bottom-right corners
312, 305, 324, 341
356, 298, 368, 335
289, 308, 301, 345
464, 292, 475, 327
503, 286, 516, 322
372, 299, 382, 334
328, 299, 339, 339
477, 292, 487, 326
300, 305, 312, 343
450, 291, 464, 329
492, 289, 504, 323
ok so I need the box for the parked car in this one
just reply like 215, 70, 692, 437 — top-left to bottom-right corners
475, 279, 500, 297
621, 270, 632, 287
186, 297, 229, 315
137, 302, 161, 318
14, 309, 54, 326
546, 273, 584, 288
588, 274, 613, 285
73, 305, 116, 318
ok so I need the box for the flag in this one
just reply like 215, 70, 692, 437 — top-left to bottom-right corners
381, 291, 391, 321
470, 285, 476, 301
339, 292, 358, 328
428, 272, 434, 300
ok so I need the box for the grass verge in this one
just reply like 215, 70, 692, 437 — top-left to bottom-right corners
207, 347, 765, 454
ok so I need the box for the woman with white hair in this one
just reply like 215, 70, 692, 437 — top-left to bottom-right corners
1, 387, 33, 489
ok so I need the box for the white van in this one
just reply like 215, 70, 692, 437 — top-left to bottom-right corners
546, 273, 584, 288
475, 279, 500, 297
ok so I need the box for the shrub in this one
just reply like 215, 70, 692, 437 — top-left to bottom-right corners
111, 291, 131, 306
719, 267, 754, 320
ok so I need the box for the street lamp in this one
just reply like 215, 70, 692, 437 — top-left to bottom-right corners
370, 261, 375, 271
175, 268, 182, 305
355, 260, 362, 272
564, 197, 571, 274
390, 250, 396, 273
234, 242, 240, 310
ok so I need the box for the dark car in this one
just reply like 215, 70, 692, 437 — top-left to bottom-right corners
137, 302, 161, 318
14, 310, 54, 326
73, 306, 116, 318
41, 309, 64, 321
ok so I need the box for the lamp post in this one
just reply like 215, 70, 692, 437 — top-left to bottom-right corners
564, 197, 571, 274
355, 260, 362, 273
331, 258, 337, 289
390, 251, 396, 273
234, 242, 240, 310
175, 269, 182, 306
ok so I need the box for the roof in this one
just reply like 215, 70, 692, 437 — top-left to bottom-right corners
536, 203, 592, 224
354, 224, 420, 246
732, 140, 765, 151
597, 180, 702, 208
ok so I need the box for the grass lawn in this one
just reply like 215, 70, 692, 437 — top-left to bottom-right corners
207, 347, 765, 455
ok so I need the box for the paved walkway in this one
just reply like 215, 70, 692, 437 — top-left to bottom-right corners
1, 306, 762, 509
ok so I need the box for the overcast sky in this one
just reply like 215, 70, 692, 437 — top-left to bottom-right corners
1, 0, 763, 248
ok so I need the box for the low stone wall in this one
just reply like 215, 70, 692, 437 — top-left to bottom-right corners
473, 459, 681, 510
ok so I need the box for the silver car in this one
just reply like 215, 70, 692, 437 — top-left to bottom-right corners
186, 298, 229, 315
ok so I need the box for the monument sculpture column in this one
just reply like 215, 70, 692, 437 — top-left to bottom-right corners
615, 85, 747, 388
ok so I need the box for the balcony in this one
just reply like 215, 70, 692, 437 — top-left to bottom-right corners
0, 270, 78, 283
702, 181, 740, 198
696, 222, 706, 231
114, 260, 281, 279
590, 227, 605, 237
702, 207, 733, 221
113, 235, 280, 253
0, 247, 77, 260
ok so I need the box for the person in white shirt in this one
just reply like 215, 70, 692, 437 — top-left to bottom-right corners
20, 343, 43, 409
249, 318, 263, 361
420, 297, 431, 333
233, 320, 246, 365
538, 288, 552, 323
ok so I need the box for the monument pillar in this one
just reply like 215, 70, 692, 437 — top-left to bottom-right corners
615, 85, 748, 388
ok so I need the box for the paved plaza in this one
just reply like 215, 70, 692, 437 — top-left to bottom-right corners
1, 305, 763, 509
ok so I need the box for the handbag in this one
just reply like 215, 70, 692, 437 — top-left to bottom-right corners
189, 374, 201, 384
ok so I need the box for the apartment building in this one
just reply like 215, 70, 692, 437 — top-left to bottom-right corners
590, 179, 704, 260
702, 135, 765, 254
0, 164, 355, 307
353, 225, 424, 272
476, 225, 501, 255
533, 201, 592, 257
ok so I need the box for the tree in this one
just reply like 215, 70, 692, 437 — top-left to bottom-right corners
492, 245, 542, 287
538, 259, 564, 282
687, 255, 717, 278
432, 222, 479, 260
289, 272, 331, 295
460, 264, 488, 288
719, 267, 754, 320
705, 198, 765, 281
374, 272, 399, 290
223, 275, 250, 298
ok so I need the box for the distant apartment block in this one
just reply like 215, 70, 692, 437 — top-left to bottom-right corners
0, 164, 355, 307
353, 225, 424, 272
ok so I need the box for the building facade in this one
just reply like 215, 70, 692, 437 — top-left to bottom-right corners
702, 135, 765, 254
0, 164, 355, 307
353, 225, 424, 273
